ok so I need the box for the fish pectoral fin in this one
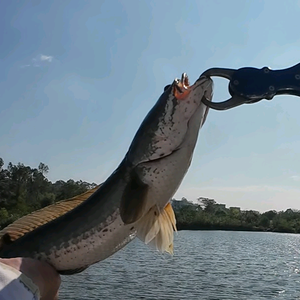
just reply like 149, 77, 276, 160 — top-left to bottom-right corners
120, 169, 149, 224
136, 202, 177, 255
137, 205, 160, 244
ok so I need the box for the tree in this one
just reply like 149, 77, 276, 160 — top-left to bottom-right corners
0, 159, 99, 229
0, 158, 4, 170
38, 163, 49, 175
259, 215, 269, 227
198, 197, 217, 213
261, 210, 277, 221
0, 158, 11, 205
241, 210, 260, 226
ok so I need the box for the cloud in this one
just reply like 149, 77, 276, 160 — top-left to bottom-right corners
40, 55, 53, 62
20, 54, 54, 68
291, 175, 300, 182
32, 54, 53, 67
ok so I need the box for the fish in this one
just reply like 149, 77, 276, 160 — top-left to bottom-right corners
0, 74, 213, 274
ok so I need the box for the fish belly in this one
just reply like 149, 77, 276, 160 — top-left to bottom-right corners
138, 103, 208, 210
46, 213, 136, 272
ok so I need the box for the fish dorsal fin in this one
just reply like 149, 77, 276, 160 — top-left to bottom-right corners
0, 185, 101, 249
120, 169, 149, 224
136, 202, 177, 254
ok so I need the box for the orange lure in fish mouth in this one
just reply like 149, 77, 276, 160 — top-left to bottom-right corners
172, 73, 192, 100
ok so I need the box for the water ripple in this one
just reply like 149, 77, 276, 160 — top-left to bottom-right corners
60, 231, 300, 299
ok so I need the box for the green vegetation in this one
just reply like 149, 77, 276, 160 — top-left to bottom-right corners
1, 158, 300, 235
173, 197, 300, 234
0, 158, 97, 229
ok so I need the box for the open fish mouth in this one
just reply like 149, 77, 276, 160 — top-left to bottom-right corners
173, 73, 191, 99
164, 73, 212, 104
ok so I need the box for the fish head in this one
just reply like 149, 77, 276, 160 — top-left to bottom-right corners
127, 74, 213, 165
165, 73, 213, 128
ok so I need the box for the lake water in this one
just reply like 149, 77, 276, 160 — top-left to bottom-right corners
60, 231, 300, 299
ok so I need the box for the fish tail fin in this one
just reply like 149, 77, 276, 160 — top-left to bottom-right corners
136, 202, 177, 254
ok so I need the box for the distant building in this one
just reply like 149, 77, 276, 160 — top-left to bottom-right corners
171, 198, 198, 210
171, 198, 188, 210
216, 204, 226, 210
229, 207, 241, 214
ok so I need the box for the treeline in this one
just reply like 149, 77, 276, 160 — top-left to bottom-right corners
1, 158, 300, 235
0, 158, 97, 229
173, 197, 300, 234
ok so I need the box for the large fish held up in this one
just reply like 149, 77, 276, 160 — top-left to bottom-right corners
0, 74, 213, 274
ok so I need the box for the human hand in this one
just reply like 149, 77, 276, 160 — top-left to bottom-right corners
0, 257, 61, 300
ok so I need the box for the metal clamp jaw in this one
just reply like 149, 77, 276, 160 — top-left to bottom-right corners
200, 63, 300, 110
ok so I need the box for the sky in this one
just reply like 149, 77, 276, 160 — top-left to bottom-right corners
1, 0, 300, 212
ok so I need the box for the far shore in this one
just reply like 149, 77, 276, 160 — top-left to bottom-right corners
176, 224, 297, 234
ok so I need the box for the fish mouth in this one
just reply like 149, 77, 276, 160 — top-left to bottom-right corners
173, 73, 212, 100
172, 73, 191, 100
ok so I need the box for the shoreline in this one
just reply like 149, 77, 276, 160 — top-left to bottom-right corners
176, 223, 297, 234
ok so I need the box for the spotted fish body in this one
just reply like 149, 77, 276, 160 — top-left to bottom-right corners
0, 75, 213, 274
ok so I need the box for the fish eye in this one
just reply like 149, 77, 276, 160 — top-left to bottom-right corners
164, 84, 171, 92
